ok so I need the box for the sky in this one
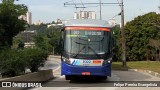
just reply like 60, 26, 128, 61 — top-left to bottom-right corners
13, 0, 160, 23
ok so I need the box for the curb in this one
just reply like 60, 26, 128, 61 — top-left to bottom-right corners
0, 69, 54, 82
128, 69, 160, 78
0, 69, 54, 90
48, 55, 61, 59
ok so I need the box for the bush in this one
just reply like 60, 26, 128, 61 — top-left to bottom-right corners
22, 48, 48, 72
34, 27, 62, 55
0, 49, 26, 77
0, 48, 48, 77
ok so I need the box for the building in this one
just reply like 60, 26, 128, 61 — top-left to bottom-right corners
47, 24, 63, 28
26, 12, 32, 25
54, 19, 62, 24
34, 20, 42, 25
47, 19, 63, 28
74, 11, 96, 19
18, 12, 32, 25
20, 30, 36, 48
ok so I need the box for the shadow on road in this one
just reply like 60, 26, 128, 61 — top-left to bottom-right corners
70, 76, 108, 84
41, 76, 113, 87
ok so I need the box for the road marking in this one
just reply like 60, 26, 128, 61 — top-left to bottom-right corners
53, 66, 61, 72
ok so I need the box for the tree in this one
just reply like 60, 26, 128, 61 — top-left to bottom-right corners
22, 48, 48, 72
26, 23, 47, 31
0, 0, 28, 49
112, 25, 121, 61
34, 26, 62, 54
0, 49, 26, 77
12, 34, 24, 49
0, 48, 48, 77
124, 12, 160, 61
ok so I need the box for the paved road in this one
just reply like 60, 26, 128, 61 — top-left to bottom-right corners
39, 57, 60, 70
30, 56, 160, 90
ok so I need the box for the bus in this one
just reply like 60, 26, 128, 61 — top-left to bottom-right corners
61, 19, 114, 80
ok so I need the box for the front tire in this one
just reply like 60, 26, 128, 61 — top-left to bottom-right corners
100, 76, 107, 80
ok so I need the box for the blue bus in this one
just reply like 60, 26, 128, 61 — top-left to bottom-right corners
61, 19, 114, 80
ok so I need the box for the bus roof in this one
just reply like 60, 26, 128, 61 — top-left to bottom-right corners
64, 19, 111, 28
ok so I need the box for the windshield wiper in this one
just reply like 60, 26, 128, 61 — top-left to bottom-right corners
73, 45, 101, 58
73, 45, 86, 58
73, 40, 103, 58
75, 41, 87, 45
88, 46, 101, 58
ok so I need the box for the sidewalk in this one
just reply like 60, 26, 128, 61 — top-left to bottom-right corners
48, 55, 61, 77
48, 55, 61, 60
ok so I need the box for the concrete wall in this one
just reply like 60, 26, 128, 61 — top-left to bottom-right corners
0, 69, 54, 81
0, 69, 54, 90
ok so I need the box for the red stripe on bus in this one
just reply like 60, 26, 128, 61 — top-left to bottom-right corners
93, 60, 101, 64
65, 26, 110, 31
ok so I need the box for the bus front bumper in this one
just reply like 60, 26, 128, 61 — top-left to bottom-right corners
61, 61, 111, 76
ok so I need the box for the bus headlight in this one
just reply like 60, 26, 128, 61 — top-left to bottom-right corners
103, 58, 112, 65
63, 57, 71, 64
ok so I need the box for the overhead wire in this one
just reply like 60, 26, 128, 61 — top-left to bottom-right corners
72, 0, 78, 9
116, 0, 122, 15
80, 0, 85, 10
116, 0, 121, 8
64, 0, 75, 8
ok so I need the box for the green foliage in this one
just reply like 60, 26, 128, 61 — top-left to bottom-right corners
22, 48, 48, 72
0, 48, 48, 77
12, 34, 24, 49
112, 61, 160, 73
117, 12, 160, 61
112, 25, 121, 61
26, 23, 47, 31
0, 49, 26, 77
0, 0, 28, 49
34, 26, 62, 54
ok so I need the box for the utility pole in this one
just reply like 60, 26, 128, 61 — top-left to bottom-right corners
100, 0, 102, 20
120, 0, 126, 67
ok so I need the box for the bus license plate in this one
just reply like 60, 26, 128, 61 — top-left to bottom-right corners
82, 72, 90, 75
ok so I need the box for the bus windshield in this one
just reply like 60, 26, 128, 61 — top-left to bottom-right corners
64, 28, 110, 58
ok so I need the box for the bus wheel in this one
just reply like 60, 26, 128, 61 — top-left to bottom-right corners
65, 75, 71, 80
100, 76, 107, 80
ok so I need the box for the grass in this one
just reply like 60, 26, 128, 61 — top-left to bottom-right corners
112, 61, 160, 73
